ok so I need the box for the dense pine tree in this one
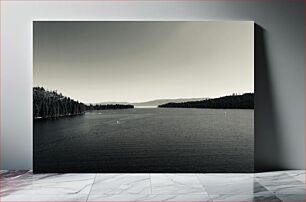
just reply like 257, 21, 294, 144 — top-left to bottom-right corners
158, 93, 254, 109
33, 87, 134, 119
33, 87, 86, 119
86, 104, 134, 110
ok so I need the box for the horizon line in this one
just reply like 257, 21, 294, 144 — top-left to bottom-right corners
33, 86, 254, 104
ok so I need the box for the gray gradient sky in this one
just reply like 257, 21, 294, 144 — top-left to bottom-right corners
33, 21, 254, 103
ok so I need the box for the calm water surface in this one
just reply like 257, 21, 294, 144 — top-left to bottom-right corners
34, 108, 254, 173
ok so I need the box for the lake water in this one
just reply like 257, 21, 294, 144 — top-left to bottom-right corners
34, 108, 254, 173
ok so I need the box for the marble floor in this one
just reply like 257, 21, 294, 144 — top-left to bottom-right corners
0, 170, 305, 202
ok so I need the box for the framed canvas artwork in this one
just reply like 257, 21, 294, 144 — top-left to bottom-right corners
33, 21, 254, 173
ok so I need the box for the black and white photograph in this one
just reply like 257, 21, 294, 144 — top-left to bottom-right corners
33, 21, 254, 173
2, 1, 305, 201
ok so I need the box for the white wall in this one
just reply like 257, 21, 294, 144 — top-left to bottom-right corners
1, 0, 304, 171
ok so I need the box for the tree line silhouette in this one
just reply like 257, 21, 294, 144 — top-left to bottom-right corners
33, 87, 134, 119
87, 104, 134, 110
158, 93, 254, 109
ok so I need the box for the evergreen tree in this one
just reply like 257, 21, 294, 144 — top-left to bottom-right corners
33, 87, 134, 119
158, 93, 254, 109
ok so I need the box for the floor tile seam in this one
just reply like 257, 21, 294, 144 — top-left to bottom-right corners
86, 174, 97, 202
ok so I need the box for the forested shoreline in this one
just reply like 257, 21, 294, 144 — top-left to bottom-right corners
34, 87, 253, 119
87, 104, 134, 110
33, 87, 134, 119
158, 93, 254, 109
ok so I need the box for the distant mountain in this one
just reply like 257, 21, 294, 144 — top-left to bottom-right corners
92, 98, 206, 107
159, 93, 254, 109
132, 98, 207, 106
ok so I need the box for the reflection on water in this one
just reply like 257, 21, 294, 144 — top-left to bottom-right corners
133, 106, 157, 108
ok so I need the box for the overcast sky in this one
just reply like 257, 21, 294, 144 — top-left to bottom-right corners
33, 21, 254, 103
